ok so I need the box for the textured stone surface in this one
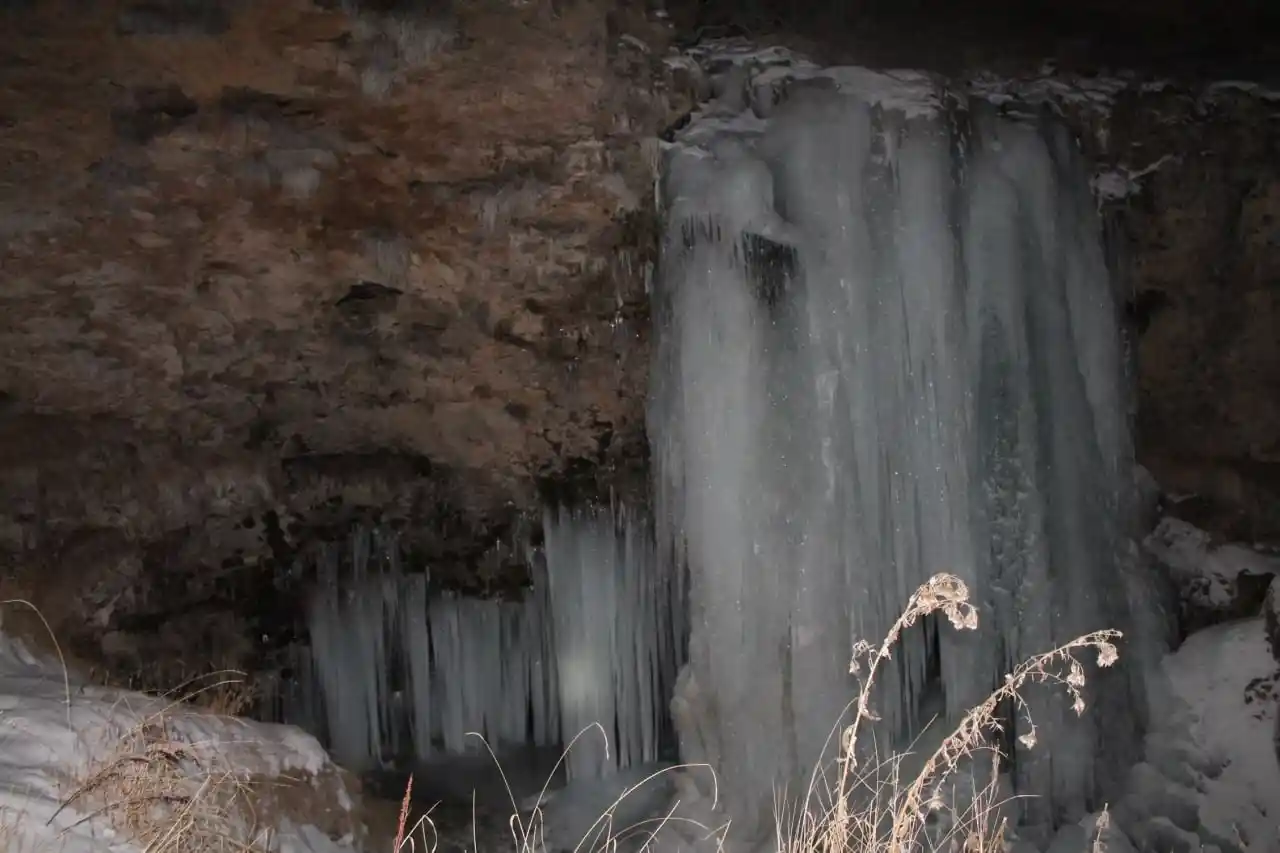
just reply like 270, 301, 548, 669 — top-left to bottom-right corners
1099, 87, 1280, 540
0, 0, 683, 675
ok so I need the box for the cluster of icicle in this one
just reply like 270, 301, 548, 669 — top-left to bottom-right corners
286, 510, 682, 779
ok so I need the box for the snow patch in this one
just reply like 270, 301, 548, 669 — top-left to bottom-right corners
1144, 516, 1280, 611
0, 630, 357, 853
1123, 618, 1280, 853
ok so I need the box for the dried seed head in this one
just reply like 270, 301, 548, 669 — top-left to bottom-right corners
1067, 659, 1086, 689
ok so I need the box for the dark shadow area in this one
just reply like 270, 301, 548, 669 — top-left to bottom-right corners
663, 0, 1280, 79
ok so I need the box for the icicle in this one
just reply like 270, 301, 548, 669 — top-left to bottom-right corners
306, 540, 389, 770
542, 506, 680, 781
528, 561, 561, 748
302, 514, 679, 775
544, 507, 620, 780
428, 593, 468, 754
402, 574, 433, 762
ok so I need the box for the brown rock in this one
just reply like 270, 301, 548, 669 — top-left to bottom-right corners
0, 0, 672, 677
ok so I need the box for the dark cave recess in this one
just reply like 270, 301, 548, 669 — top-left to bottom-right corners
661, 0, 1280, 78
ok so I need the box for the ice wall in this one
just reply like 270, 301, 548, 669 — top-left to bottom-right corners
293, 526, 562, 769
650, 67, 1167, 840
292, 511, 680, 777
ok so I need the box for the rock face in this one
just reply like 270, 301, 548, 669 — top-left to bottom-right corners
1099, 83, 1280, 542
0, 0, 684, 674
3, 1, 1280, 691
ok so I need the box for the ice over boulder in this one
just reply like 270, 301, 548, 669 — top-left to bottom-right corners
650, 49, 1171, 845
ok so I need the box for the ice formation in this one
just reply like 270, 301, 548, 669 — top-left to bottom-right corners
298, 526, 558, 770
650, 67, 1169, 840
543, 506, 684, 780
295, 510, 681, 779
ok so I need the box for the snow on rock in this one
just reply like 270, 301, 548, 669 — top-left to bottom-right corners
967, 68, 1131, 115
662, 38, 1280, 209
0, 629, 362, 853
1119, 618, 1280, 853
1265, 577, 1280, 653
1089, 156, 1179, 206
662, 38, 942, 137
1202, 81, 1280, 104
1144, 516, 1280, 623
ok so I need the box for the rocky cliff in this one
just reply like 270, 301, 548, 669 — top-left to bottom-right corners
1, 0, 1277, 685
0, 0, 683, 682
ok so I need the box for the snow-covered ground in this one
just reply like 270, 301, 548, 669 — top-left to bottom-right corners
1120, 615, 1280, 853
1109, 518, 1280, 853
0, 627, 363, 853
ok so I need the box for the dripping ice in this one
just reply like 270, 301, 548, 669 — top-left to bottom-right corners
282, 508, 682, 783
650, 86, 1169, 839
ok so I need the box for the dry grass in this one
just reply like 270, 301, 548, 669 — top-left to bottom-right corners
390, 573, 1123, 853
782, 573, 1121, 853
92, 664, 259, 719
0, 600, 268, 853
56, 707, 269, 853
161, 669, 259, 719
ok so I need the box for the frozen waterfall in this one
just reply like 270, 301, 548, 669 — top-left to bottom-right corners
650, 79, 1168, 839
